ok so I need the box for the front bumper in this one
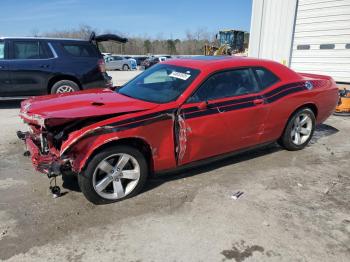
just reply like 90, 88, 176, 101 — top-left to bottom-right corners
18, 131, 66, 177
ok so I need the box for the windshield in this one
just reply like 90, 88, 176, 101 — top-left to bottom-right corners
118, 64, 200, 103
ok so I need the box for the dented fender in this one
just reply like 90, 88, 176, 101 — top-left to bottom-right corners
60, 109, 179, 173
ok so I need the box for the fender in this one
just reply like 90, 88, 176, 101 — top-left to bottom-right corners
60, 108, 178, 173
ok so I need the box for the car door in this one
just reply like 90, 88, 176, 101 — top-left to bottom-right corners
114, 56, 124, 70
0, 39, 12, 96
178, 68, 269, 165
7, 40, 53, 96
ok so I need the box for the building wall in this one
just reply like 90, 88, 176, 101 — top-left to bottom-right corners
249, 0, 298, 66
290, 0, 350, 83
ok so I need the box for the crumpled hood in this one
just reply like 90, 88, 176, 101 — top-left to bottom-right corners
20, 89, 158, 127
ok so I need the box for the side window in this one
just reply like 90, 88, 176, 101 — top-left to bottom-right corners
254, 68, 279, 89
189, 69, 259, 103
0, 41, 4, 59
62, 43, 97, 57
13, 41, 42, 59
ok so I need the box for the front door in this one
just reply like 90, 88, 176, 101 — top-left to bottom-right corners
178, 68, 269, 165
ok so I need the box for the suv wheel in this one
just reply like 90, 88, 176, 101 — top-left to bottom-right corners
78, 145, 148, 204
122, 64, 130, 71
51, 80, 80, 94
278, 108, 316, 151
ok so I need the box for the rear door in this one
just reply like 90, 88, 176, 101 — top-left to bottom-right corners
0, 40, 12, 96
8, 40, 54, 96
178, 68, 269, 165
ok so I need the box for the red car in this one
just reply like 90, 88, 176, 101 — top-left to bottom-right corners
18, 56, 339, 204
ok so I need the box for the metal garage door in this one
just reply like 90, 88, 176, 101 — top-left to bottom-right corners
290, 0, 350, 83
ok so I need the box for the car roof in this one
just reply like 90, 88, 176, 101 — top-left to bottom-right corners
0, 36, 87, 42
164, 56, 299, 80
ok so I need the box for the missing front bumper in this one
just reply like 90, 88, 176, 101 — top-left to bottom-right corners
17, 131, 68, 178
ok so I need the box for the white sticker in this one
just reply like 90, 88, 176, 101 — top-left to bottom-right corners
169, 71, 191, 80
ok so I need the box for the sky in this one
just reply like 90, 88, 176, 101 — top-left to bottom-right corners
0, 0, 252, 39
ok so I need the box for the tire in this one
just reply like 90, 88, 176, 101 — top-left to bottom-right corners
122, 64, 130, 71
278, 108, 316, 151
50, 80, 80, 94
78, 145, 148, 204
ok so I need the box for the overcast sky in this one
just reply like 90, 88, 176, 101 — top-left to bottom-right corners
0, 0, 252, 39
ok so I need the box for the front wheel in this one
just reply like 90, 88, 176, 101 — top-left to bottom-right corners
278, 108, 316, 151
122, 64, 130, 71
78, 145, 148, 204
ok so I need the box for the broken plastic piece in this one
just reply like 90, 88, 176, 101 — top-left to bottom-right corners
231, 191, 244, 200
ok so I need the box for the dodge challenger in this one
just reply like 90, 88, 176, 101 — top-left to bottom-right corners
18, 56, 339, 204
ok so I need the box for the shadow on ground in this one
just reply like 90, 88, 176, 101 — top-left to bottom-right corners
50, 123, 341, 196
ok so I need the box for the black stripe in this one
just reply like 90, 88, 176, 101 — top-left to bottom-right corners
264, 82, 304, 98
185, 101, 255, 119
183, 82, 305, 116
183, 83, 307, 120
109, 108, 175, 127
265, 86, 306, 103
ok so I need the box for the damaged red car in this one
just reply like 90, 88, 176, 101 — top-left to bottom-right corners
18, 56, 339, 204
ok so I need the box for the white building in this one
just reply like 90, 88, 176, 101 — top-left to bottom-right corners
249, 0, 350, 84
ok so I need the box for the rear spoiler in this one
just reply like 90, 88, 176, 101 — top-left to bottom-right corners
89, 32, 128, 44
298, 72, 333, 81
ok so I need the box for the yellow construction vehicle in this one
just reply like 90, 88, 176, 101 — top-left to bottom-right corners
334, 88, 350, 116
204, 29, 247, 56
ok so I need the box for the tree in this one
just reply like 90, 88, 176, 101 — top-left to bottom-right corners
144, 40, 152, 54
166, 39, 177, 55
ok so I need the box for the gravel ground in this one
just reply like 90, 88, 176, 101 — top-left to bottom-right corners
0, 71, 349, 261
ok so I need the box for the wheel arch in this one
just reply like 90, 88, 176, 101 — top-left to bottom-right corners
47, 75, 82, 94
78, 137, 154, 175
279, 102, 318, 138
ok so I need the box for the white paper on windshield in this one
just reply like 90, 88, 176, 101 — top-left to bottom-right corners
169, 71, 191, 80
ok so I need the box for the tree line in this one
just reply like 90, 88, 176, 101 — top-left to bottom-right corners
41, 25, 219, 55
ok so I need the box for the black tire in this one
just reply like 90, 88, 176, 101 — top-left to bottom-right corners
50, 80, 80, 94
278, 108, 316, 151
78, 145, 148, 205
122, 64, 130, 71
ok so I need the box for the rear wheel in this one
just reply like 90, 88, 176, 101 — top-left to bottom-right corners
78, 145, 148, 204
122, 64, 129, 71
278, 108, 316, 151
51, 80, 80, 94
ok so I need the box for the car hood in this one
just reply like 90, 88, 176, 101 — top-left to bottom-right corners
20, 89, 159, 127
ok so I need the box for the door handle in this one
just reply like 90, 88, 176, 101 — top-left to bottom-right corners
40, 65, 49, 68
253, 98, 264, 105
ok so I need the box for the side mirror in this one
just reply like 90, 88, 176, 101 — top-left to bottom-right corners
198, 101, 208, 110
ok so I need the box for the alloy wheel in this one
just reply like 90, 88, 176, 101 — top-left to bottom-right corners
56, 85, 76, 93
291, 113, 313, 145
92, 153, 141, 200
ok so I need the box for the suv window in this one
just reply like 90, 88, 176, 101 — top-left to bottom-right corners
62, 43, 97, 57
13, 41, 46, 59
254, 68, 279, 89
189, 68, 259, 103
0, 41, 4, 59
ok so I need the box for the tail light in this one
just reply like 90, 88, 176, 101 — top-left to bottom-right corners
98, 59, 106, 73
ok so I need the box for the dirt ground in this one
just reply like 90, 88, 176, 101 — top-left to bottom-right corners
0, 71, 349, 261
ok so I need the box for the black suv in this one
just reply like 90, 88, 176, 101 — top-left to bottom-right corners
0, 34, 127, 98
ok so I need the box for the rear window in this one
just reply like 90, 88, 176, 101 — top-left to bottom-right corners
254, 68, 279, 89
62, 43, 97, 57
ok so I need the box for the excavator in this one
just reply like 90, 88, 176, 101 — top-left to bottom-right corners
204, 29, 247, 56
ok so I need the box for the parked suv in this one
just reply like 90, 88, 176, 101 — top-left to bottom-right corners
0, 34, 126, 98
